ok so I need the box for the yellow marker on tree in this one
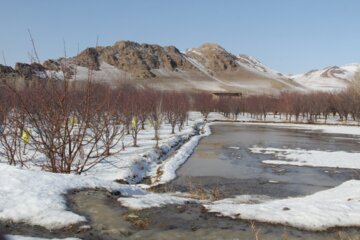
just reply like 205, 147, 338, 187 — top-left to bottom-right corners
68, 116, 78, 126
21, 129, 30, 145
132, 116, 138, 129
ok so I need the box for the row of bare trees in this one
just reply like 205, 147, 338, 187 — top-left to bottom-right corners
192, 86, 360, 124
0, 81, 191, 174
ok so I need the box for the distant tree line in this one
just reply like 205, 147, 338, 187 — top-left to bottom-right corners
193, 84, 360, 123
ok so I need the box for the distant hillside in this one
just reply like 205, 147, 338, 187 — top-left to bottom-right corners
291, 64, 360, 91
1, 40, 358, 93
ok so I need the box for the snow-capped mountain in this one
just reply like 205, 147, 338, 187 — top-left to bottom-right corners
291, 64, 360, 91
0, 40, 358, 93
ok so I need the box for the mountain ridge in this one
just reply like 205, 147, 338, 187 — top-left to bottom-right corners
0, 40, 358, 93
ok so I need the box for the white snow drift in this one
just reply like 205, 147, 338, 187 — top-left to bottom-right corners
118, 192, 198, 210
250, 147, 360, 169
205, 180, 360, 231
0, 164, 144, 229
150, 123, 211, 186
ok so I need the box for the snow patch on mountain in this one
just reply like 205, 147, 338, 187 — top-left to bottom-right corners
237, 54, 284, 78
291, 64, 360, 91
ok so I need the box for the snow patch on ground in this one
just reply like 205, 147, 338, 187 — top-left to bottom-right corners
150, 123, 211, 186
222, 120, 360, 137
228, 146, 240, 150
250, 147, 360, 169
118, 192, 198, 210
204, 180, 360, 231
0, 164, 144, 230
207, 112, 230, 121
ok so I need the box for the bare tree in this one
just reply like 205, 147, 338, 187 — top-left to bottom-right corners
163, 91, 190, 134
0, 86, 33, 166
193, 92, 214, 120
147, 89, 163, 148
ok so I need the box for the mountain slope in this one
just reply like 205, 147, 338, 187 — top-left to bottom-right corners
184, 43, 304, 93
291, 64, 359, 91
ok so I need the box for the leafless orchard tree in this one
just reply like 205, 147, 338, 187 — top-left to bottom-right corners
175, 93, 190, 132
147, 89, 163, 148
0, 85, 33, 166
1, 60, 126, 174
163, 91, 190, 134
193, 92, 214, 120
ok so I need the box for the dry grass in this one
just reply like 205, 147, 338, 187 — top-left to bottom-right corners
251, 221, 261, 240
123, 212, 150, 230
337, 232, 360, 240
210, 184, 223, 201
184, 179, 223, 201
186, 181, 208, 200
131, 218, 150, 229
281, 228, 289, 240
149, 167, 165, 185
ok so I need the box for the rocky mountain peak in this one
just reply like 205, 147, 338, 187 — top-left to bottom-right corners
186, 43, 238, 72
0, 64, 15, 75
0, 64, 17, 81
15, 62, 46, 79
74, 48, 100, 70
98, 40, 194, 78
113, 40, 141, 50
198, 43, 227, 52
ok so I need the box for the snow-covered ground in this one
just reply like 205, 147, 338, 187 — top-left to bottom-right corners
0, 164, 144, 229
214, 111, 360, 126
0, 112, 208, 231
220, 120, 360, 138
250, 147, 360, 169
1, 110, 360, 235
205, 180, 360, 231
118, 192, 198, 210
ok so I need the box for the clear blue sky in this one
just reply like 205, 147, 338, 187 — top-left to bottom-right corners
1, 0, 359, 74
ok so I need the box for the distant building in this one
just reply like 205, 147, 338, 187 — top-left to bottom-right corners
212, 92, 242, 98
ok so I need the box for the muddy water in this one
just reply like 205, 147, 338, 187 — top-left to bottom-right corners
67, 190, 360, 240
166, 123, 360, 198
